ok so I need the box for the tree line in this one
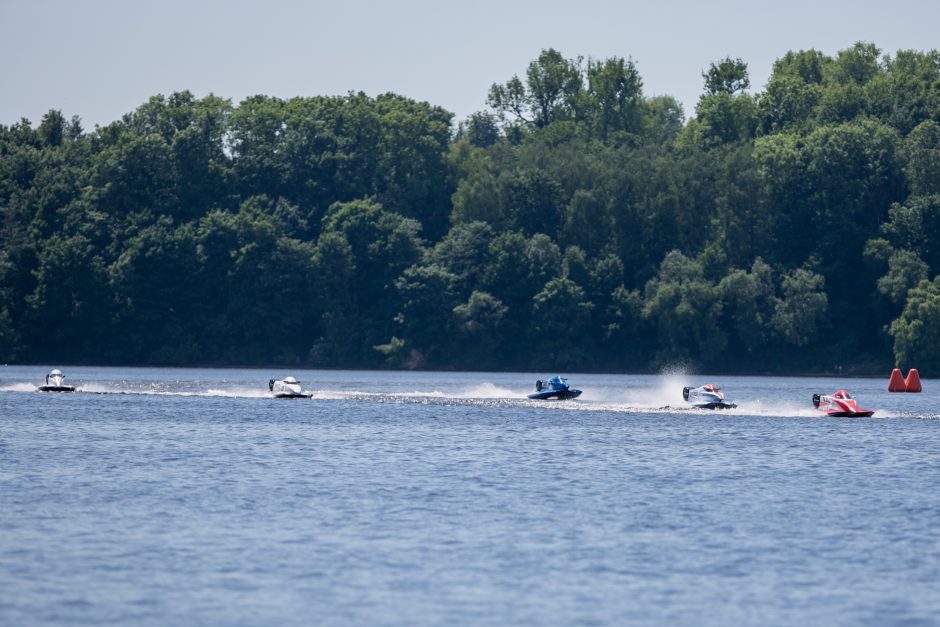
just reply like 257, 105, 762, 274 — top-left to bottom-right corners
2, 42, 939, 373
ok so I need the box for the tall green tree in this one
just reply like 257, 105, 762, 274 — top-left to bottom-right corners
586, 56, 645, 139
900, 121, 940, 196
392, 264, 460, 366
453, 290, 509, 368
314, 198, 424, 364
24, 234, 112, 361
641, 251, 726, 366
890, 276, 940, 371
488, 49, 584, 128
702, 57, 751, 96
770, 267, 828, 347
530, 277, 595, 368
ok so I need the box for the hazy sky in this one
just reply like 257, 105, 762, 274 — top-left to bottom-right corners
2, 0, 938, 129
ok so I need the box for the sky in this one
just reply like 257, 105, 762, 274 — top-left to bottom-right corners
2, 0, 939, 129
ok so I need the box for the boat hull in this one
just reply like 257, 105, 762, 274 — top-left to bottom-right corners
273, 392, 313, 399
528, 389, 582, 400
38, 385, 76, 392
691, 401, 737, 410
824, 410, 874, 418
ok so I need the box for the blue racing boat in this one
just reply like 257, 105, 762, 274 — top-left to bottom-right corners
528, 376, 582, 400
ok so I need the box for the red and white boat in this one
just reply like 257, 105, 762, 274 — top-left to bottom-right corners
812, 390, 874, 417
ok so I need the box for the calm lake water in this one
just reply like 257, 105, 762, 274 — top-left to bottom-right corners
2, 366, 939, 626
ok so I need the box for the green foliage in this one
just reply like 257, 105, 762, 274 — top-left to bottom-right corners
3, 42, 939, 372
717, 259, 776, 353
38, 110, 66, 147
771, 49, 829, 85
642, 251, 726, 366
869, 50, 940, 134
770, 268, 828, 347
458, 112, 502, 148
506, 170, 565, 236
454, 290, 507, 335
870, 197, 940, 273
531, 277, 595, 368
644, 96, 685, 144
0, 303, 16, 361
448, 146, 508, 228
561, 189, 614, 257
900, 121, 940, 196
830, 42, 881, 86
452, 290, 509, 368
702, 57, 751, 96
24, 233, 111, 361
890, 276, 940, 370
393, 264, 460, 365
694, 92, 759, 145
315, 198, 424, 364
758, 75, 822, 133
877, 250, 929, 306
586, 56, 645, 139
489, 49, 584, 128
426, 222, 494, 291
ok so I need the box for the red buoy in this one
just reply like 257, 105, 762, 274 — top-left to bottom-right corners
905, 369, 922, 393
888, 368, 907, 392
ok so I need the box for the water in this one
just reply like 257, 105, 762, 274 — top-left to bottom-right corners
2, 366, 939, 626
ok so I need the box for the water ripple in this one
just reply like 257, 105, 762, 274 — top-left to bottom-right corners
1, 367, 939, 625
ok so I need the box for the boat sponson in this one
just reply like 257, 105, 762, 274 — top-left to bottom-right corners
527, 389, 582, 400
693, 401, 737, 410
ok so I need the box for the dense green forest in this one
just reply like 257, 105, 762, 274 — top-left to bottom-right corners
2, 43, 940, 373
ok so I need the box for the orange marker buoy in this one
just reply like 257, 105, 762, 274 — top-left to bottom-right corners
905, 369, 922, 393
889, 368, 907, 392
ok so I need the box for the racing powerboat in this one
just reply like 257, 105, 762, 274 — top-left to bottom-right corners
812, 390, 874, 417
38, 368, 76, 392
528, 376, 582, 400
268, 376, 313, 398
682, 383, 736, 409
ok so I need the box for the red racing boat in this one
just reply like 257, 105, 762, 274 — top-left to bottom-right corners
812, 390, 874, 417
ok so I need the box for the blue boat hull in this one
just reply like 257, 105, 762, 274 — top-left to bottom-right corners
528, 389, 582, 400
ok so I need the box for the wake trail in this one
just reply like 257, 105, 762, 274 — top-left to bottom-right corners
0, 383, 39, 393
5, 378, 922, 419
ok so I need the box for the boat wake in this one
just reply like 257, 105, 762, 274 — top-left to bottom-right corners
455, 382, 528, 399
0, 382, 39, 393
2, 377, 929, 418
32, 382, 274, 398
306, 383, 526, 402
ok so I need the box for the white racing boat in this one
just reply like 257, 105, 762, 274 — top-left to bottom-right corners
682, 383, 736, 409
38, 368, 76, 392
268, 376, 313, 398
